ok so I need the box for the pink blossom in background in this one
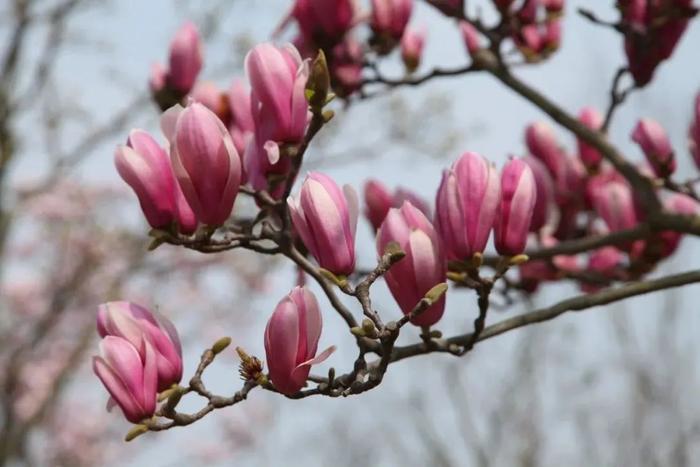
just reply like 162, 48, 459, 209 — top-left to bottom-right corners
400, 25, 426, 73
593, 181, 638, 234
581, 246, 625, 292
167, 22, 203, 94
621, 0, 696, 86
289, 0, 357, 45
517, 0, 538, 25
149, 63, 167, 95
577, 107, 604, 170
330, 37, 365, 97
525, 122, 562, 176
364, 179, 430, 231
522, 156, 555, 232
631, 118, 676, 178
189, 81, 229, 122
459, 21, 481, 57
371, 0, 414, 42
689, 93, 700, 169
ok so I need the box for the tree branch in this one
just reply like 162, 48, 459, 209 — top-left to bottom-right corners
391, 268, 700, 362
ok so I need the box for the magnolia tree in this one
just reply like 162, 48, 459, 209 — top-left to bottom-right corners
92, 0, 700, 444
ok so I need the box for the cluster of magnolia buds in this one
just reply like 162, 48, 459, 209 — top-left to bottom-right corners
101, 5, 700, 428
516, 99, 700, 293
286, 153, 536, 328
92, 302, 183, 423
92, 287, 337, 424
488, 0, 564, 62
124, 34, 323, 232
618, 0, 697, 86
275, 0, 427, 94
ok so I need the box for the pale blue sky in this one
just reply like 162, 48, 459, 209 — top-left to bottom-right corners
13, 1, 700, 465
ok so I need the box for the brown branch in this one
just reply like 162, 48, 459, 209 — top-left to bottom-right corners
344, 248, 406, 329
391, 268, 700, 362
139, 262, 700, 432
283, 245, 360, 330
361, 64, 480, 90
479, 224, 653, 267
602, 66, 634, 132
473, 50, 661, 213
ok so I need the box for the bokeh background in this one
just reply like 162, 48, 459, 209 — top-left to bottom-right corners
1, 0, 700, 466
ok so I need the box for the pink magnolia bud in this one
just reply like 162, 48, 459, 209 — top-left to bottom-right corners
167, 22, 203, 94
593, 181, 638, 233
654, 1, 695, 59
542, 0, 564, 14
115, 129, 197, 234
364, 180, 393, 231
97, 301, 183, 391
585, 167, 626, 209
189, 81, 228, 123
619, 0, 646, 26
436, 152, 501, 260
371, 0, 414, 41
517, 0, 539, 24
364, 179, 430, 231
494, 159, 537, 256
621, 1, 696, 86
631, 118, 676, 177
288, 172, 359, 276
291, 0, 356, 43
459, 21, 482, 56
577, 107, 604, 169
589, 246, 624, 275
330, 37, 365, 98
540, 234, 580, 272
522, 156, 554, 232
149, 63, 167, 94
553, 154, 586, 207
543, 19, 562, 52
92, 336, 157, 423
377, 202, 446, 326
246, 43, 310, 156
581, 246, 624, 292
264, 287, 335, 395
624, 38, 657, 87
400, 26, 426, 74
690, 93, 700, 169
228, 79, 255, 156
525, 122, 562, 176
658, 193, 699, 257
515, 24, 544, 58
667, 190, 699, 216
518, 259, 555, 293
163, 102, 242, 226
394, 188, 430, 218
